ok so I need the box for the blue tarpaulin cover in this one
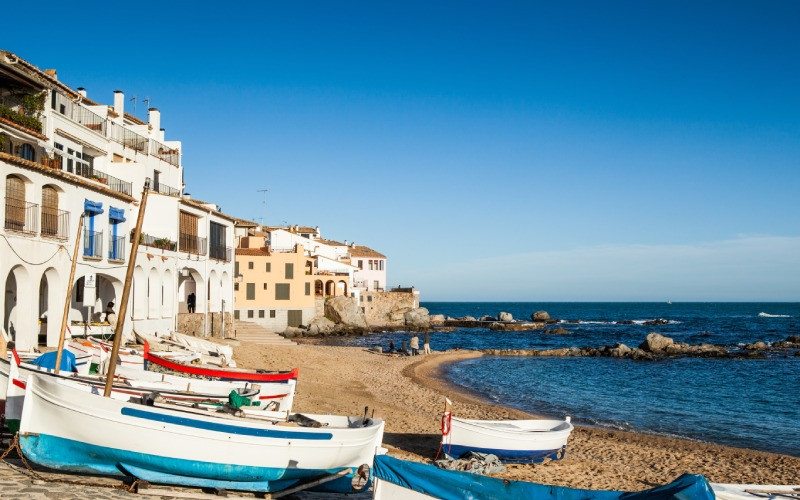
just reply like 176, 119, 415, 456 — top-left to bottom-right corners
109, 206, 126, 222
373, 455, 715, 500
29, 351, 78, 373
84, 199, 104, 215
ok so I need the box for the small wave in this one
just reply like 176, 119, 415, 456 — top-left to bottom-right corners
758, 312, 791, 318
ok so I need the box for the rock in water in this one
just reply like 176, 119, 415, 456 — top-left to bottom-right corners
429, 314, 446, 326
638, 332, 674, 352
498, 312, 513, 322
531, 310, 550, 321
324, 296, 368, 329
404, 307, 432, 328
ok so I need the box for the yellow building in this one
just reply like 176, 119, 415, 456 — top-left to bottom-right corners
233, 234, 316, 330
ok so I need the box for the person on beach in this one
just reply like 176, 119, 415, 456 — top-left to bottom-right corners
104, 301, 116, 325
410, 334, 420, 356
387, 340, 395, 353
187, 292, 196, 313
423, 331, 431, 354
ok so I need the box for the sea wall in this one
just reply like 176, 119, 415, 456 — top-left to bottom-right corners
360, 291, 418, 327
176, 312, 232, 338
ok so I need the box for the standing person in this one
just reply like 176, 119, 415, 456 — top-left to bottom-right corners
104, 301, 116, 326
410, 334, 420, 356
187, 292, 196, 313
387, 340, 395, 353
423, 331, 431, 354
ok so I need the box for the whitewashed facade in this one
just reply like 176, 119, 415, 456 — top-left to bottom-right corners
0, 51, 234, 350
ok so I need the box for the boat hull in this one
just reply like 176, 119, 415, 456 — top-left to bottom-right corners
20, 375, 384, 493
443, 417, 573, 464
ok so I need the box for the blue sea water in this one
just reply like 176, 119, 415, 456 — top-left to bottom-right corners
319, 302, 800, 457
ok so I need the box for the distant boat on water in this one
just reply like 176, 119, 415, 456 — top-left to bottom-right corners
666, 301, 672, 305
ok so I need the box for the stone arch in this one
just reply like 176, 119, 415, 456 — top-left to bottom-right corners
148, 268, 160, 319
221, 271, 231, 312
337, 280, 348, 297
315, 279, 323, 297
95, 274, 121, 322
132, 266, 146, 320
178, 268, 205, 314
4, 265, 33, 349
162, 269, 174, 318
208, 270, 220, 313
38, 267, 62, 347
325, 280, 335, 297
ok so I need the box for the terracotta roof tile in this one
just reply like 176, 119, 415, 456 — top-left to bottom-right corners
349, 245, 386, 258
236, 248, 269, 256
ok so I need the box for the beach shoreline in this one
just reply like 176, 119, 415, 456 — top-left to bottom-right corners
233, 341, 800, 491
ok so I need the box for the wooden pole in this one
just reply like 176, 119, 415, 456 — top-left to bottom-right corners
54, 213, 85, 375
103, 183, 149, 397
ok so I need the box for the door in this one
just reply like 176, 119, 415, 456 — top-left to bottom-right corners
287, 310, 303, 328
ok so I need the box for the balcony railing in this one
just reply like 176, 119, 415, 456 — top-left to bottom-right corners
150, 139, 180, 167
4, 198, 38, 235
83, 230, 103, 258
41, 208, 69, 240
179, 233, 207, 255
138, 233, 177, 251
108, 234, 126, 261
209, 244, 232, 262
72, 163, 133, 197
52, 92, 106, 135
109, 121, 148, 153
153, 180, 181, 197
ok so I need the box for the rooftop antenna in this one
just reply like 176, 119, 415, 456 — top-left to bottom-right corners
129, 95, 137, 115
257, 188, 269, 226
143, 97, 151, 110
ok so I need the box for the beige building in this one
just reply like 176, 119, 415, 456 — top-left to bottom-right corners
233, 234, 316, 330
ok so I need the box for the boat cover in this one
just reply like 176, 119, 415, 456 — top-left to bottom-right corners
373, 455, 715, 500
29, 351, 78, 372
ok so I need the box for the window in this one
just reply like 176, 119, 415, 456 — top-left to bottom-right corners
368, 295, 373, 302
358, 260, 363, 270
368, 260, 374, 271
263, 283, 267, 290
360, 295, 363, 302
246, 283, 255, 300
234, 310, 240, 319
305, 282, 310, 296
270, 310, 276, 318
374, 280, 380, 290
258, 310, 265, 318
247, 310, 254, 318
235, 261, 239, 275
234, 283, 239, 291
19, 144, 35, 161
248, 261, 253, 270
275, 283, 290, 300
285, 263, 293, 279
379, 260, 384, 271
266, 262, 271, 272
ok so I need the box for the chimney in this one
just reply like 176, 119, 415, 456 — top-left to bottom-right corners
294, 225, 299, 232
344, 239, 348, 246
77, 87, 87, 98
351, 242, 356, 249
44, 69, 58, 81
148, 108, 160, 133
113, 90, 124, 116
182, 193, 191, 200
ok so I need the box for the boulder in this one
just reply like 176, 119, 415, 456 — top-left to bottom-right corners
543, 327, 569, 335
609, 343, 631, 358
479, 315, 496, 322
429, 314, 446, 326
283, 326, 303, 338
308, 316, 336, 333
744, 341, 768, 351
628, 348, 656, 361
404, 307, 431, 328
498, 312, 513, 322
461, 316, 477, 322
638, 333, 674, 353
642, 319, 669, 326
531, 311, 550, 321
324, 296, 368, 329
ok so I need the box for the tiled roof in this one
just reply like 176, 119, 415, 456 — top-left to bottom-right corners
350, 245, 386, 258
232, 217, 260, 227
0, 117, 48, 141
179, 197, 236, 223
236, 248, 269, 256
316, 238, 346, 247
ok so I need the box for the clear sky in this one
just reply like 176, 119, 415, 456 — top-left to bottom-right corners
3, 1, 799, 301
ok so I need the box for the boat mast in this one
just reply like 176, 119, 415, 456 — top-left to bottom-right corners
54, 214, 85, 375
103, 181, 150, 397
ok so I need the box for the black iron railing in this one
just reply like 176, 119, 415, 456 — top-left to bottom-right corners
108, 234, 126, 261
109, 121, 148, 153
4, 198, 38, 235
179, 233, 207, 255
72, 163, 132, 196
154, 181, 181, 197
209, 244, 232, 262
52, 92, 106, 135
150, 139, 180, 167
83, 230, 103, 258
41, 208, 69, 240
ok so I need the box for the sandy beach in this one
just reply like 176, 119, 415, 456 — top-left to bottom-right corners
235, 341, 800, 491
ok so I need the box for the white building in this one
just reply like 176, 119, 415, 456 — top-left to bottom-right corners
1, 51, 234, 350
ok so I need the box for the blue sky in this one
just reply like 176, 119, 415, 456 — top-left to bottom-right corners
3, 1, 799, 300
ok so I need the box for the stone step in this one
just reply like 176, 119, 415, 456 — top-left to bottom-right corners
233, 321, 297, 346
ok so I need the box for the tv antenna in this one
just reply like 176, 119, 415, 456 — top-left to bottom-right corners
257, 189, 269, 226
129, 95, 137, 115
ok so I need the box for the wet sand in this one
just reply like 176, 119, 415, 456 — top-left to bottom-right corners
234, 342, 800, 491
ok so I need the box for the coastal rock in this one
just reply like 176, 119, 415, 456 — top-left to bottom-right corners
745, 341, 768, 350
308, 316, 336, 334
404, 307, 431, 328
324, 296, 369, 329
488, 322, 544, 331
498, 312, 513, 322
435, 326, 456, 332
479, 315, 496, 322
628, 348, 656, 361
531, 311, 550, 321
642, 319, 669, 326
429, 314, 446, 326
461, 316, 477, 322
283, 326, 303, 338
638, 333, 674, 352
609, 343, 631, 357
388, 307, 413, 322
543, 327, 569, 335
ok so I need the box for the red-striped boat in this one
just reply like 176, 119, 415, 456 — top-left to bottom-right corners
143, 342, 298, 382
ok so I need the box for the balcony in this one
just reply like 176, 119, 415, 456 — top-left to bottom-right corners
209, 244, 232, 262
179, 233, 207, 255
109, 121, 148, 153
52, 92, 106, 136
4, 198, 39, 235
73, 163, 132, 197
153, 180, 181, 197
150, 139, 180, 167
41, 208, 70, 240
108, 234, 126, 262
0, 104, 43, 134
138, 233, 177, 251
83, 230, 103, 259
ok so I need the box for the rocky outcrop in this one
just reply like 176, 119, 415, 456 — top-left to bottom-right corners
639, 333, 674, 352
543, 327, 569, 335
744, 341, 768, 350
479, 315, 496, 322
498, 312, 513, 322
531, 311, 550, 322
429, 314, 445, 326
324, 296, 368, 329
404, 307, 431, 328
488, 322, 545, 331
306, 316, 336, 336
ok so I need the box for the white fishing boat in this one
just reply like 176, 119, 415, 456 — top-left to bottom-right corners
66, 337, 200, 373
20, 374, 385, 493
136, 331, 236, 367
441, 414, 573, 463
710, 483, 800, 499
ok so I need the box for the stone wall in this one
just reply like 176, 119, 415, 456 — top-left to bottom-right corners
208, 312, 233, 338
176, 312, 232, 338
358, 291, 418, 327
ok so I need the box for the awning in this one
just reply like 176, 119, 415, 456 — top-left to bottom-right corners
84, 199, 104, 215
109, 206, 126, 222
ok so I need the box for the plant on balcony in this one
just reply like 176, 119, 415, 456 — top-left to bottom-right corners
0, 105, 43, 133
21, 92, 46, 118
153, 238, 175, 251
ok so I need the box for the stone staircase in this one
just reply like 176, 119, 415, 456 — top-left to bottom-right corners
232, 321, 297, 346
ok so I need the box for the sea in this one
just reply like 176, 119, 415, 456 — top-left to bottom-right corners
318, 302, 800, 457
